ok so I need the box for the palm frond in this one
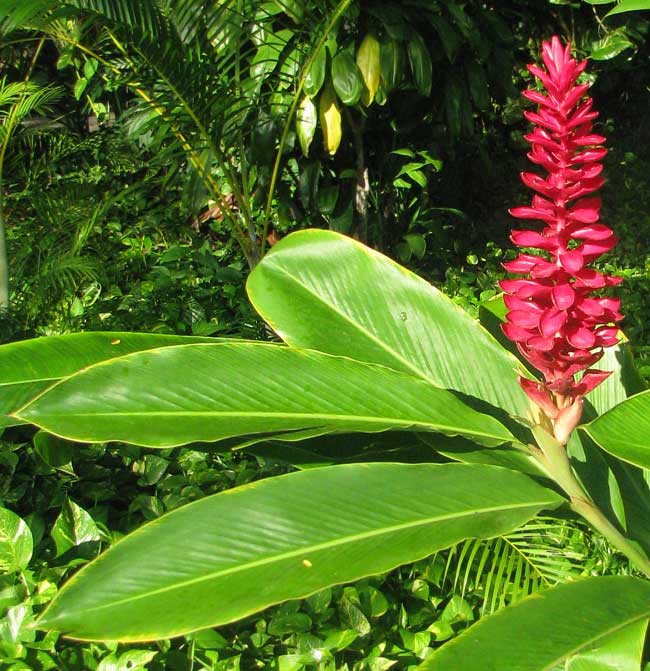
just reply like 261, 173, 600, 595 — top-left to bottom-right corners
0, 0, 54, 33
436, 517, 592, 616
0, 77, 62, 118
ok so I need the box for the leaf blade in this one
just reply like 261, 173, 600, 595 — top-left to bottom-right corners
247, 230, 530, 419
15, 343, 515, 448
0, 332, 215, 428
37, 462, 563, 641
584, 389, 650, 469
422, 576, 650, 671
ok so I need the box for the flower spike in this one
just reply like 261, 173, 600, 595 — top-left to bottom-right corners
500, 36, 622, 441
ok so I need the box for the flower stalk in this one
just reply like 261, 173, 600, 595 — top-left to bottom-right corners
503, 36, 650, 576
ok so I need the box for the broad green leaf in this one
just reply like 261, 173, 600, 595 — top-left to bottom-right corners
0, 332, 214, 428
51, 500, 101, 557
33, 430, 74, 468
247, 230, 530, 420
296, 95, 316, 156
407, 32, 432, 96
15, 343, 514, 448
331, 50, 364, 106
380, 37, 403, 94
585, 333, 646, 415
0, 508, 33, 573
567, 431, 650, 556
421, 576, 650, 671
605, 0, 650, 17
303, 44, 327, 97
584, 390, 650, 469
565, 617, 647, 671
37, 463, 563, 641
356, 34, 381, 106
590, 30, 634, 60
249, 432, 438, 469
420, 434, 547, 479
465, 60, 490, 111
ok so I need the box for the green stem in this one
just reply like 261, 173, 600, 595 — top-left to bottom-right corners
532, 425, 650, 577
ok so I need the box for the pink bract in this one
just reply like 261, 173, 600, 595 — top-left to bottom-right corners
499, 36, 622, 433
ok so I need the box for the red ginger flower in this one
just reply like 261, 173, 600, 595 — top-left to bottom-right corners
500, 36, 622, 436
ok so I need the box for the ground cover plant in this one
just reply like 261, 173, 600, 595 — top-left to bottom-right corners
3, 29, 650, 669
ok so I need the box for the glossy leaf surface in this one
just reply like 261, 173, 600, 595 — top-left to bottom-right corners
584, 390, 650, 469
0, 332, 213, 428
565, 617, 648, 671
331, 50, 363, 105
247, 230, 530, 419
0, 508, 33, 573
38, 463, 563, 641
51, 500, 101, 558
15, 342, 514, 448
605, 0, 650, 17
422, 576, 650, 671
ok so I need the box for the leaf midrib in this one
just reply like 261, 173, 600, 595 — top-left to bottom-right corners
0, 377, 58, 388
45, 497, 556, 619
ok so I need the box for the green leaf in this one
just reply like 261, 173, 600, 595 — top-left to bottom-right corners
247, 230, 530, 421
605, 0, 650, 17
584, 390, 650, 469
421, 576, 650, 671
331, 50, 364, 106
568, 427, 650, 557
73, 77, 87, 100
296, 95, 317, 156
407, 32, 432, 96
303, 44, 327, 97
51, 500, 100, 557
0, 332, 214, 428
565, 617, 647, 670
33, 431, 73, 468
15, 343, 515, 448
274, 0, 304, 23
97, 650, 158, 671
585, 333, 646, 416
0, 508, 33, 573
465, 60, 490, 111
380, 38, 403, 94
589, 30, 634, 59
421, 434, 546, 478
37, 463, 563, 641
429, 15, 461, 62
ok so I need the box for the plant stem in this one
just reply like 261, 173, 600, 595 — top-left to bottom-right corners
571, 496, 650, 578
532, 425, 650, 577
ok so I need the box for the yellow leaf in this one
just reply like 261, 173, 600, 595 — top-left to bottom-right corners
319, 82, 342, 155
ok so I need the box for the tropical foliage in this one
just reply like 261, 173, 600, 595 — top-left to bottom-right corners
2, 1, 650, 670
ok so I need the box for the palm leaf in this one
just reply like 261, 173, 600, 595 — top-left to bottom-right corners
436, 517, 592, 616
0, 0, 351, 264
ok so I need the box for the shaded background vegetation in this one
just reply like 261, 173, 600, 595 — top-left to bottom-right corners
2, 1, 650, 669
